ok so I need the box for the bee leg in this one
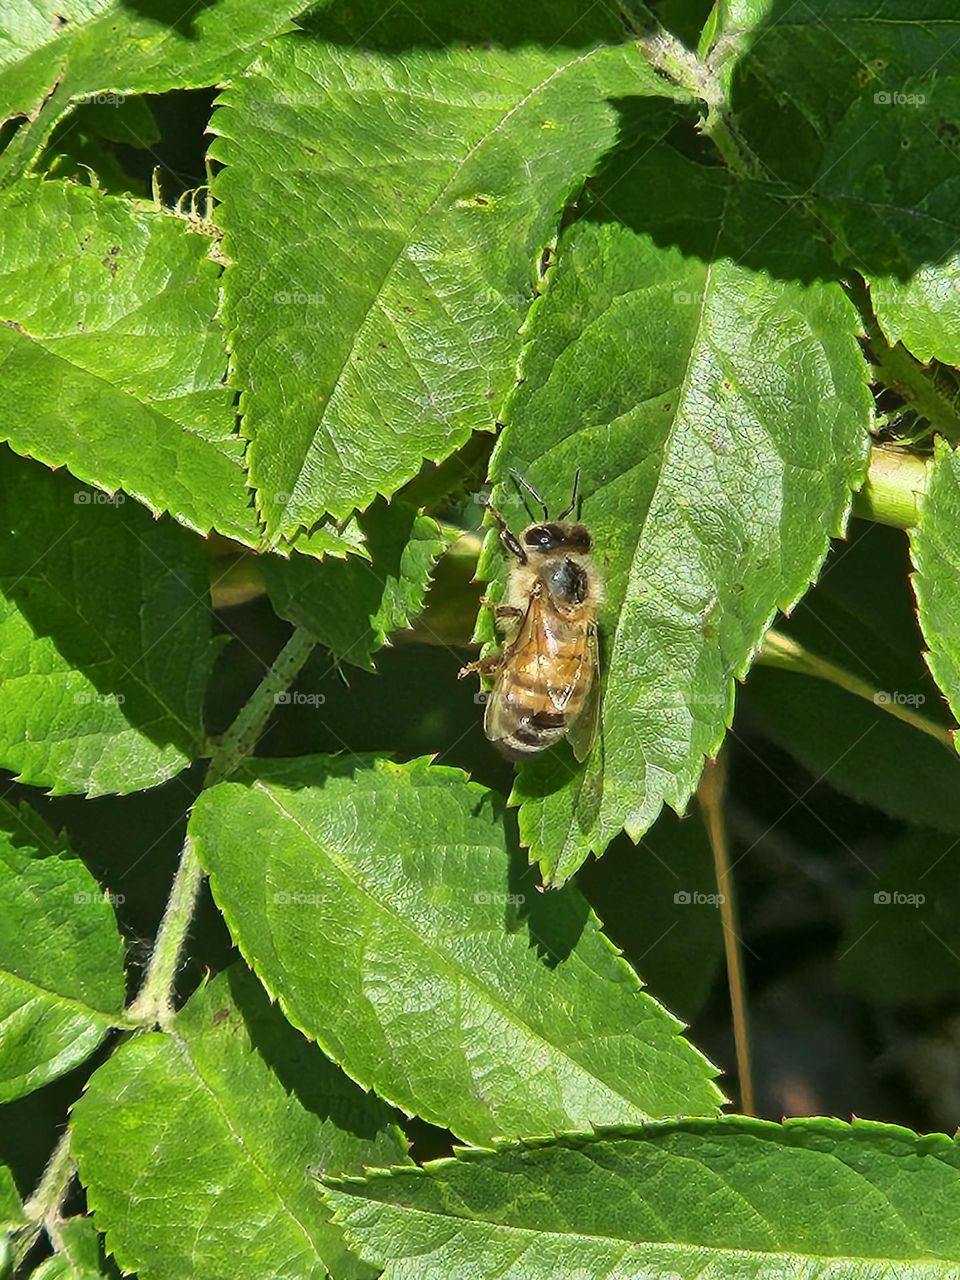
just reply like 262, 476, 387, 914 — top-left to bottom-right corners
480, 596, 523, 621
480, 496, 527, 564
458, 653, 503, 680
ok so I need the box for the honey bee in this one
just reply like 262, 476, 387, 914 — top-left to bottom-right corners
460, 470, 601, 761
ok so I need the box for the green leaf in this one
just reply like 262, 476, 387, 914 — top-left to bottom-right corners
36, 97, 160, 198
32, 1257, 102, 1280
0, 1163, 24, 1230
911, 439, 960, 738
0, 178, 259, 546
262, 500, 456, 669
481, 159, 871, 883
32, 1218, 106, 1280
703, 1, 960, 355
871, 264, 960, 368
72, 964, 407, 1280
0, 2, 302, 182
0, 449, 214, 795
324, 1117, 960, 1279
744, 665, 960, 833
210, 18, 684, 535
0, 798, 125, 1102
190, 755, 722, 1146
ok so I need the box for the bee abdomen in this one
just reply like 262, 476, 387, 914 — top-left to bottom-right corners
496, 704, 571, 759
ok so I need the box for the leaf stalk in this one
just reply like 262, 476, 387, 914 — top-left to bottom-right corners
128, 625, 317, 1028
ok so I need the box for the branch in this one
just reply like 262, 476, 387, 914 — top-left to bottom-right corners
128, 625, 317, 1028
14, 1127, 74, 1269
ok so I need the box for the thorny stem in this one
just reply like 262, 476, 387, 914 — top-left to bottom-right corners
128, 625, 317, 1028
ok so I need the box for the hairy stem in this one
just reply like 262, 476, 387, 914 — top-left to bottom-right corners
14, 1128, 74, 1266
128, 626, 317, 1028
25, 630, 319, 1255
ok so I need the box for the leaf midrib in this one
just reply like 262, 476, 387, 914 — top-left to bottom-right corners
253, 780, 664, 1133
336, 1198, 960, 1273
0, 323, 237, 454
170, 1029, 328, 1273
0, 963, 122, 1023
266, 42, 613, 533
1, 569, 203, 751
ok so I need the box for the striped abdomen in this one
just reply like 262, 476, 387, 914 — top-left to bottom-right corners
485, 614, 591, 759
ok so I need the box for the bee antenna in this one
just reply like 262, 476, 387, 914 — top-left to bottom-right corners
509, 469, 548, 521
556, 468, 581, 521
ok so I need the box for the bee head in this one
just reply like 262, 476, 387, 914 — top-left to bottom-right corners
523, 522, 591, 554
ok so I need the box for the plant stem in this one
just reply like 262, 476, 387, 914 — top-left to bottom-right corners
871, 340, 960, 445
697, 754, 755, 1115
759, 629, 955, 750
207, 625, 317, 784
851, 446, 928, 528
850, 272, 960, 444
128, 626, 317, 1027
14, 1128, 74, 1267
23, 1128, 72, 1224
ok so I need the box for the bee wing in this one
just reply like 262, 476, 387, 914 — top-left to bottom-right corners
567, 621, 600, 763
483, 593, 544, 747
